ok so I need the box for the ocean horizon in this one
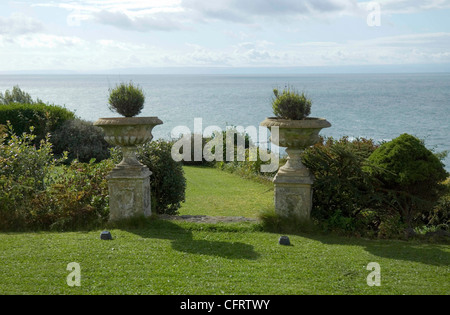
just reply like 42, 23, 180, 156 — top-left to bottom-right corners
1, 72, 449, 171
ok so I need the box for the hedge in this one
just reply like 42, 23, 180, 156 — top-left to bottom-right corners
0, 103, 75, 144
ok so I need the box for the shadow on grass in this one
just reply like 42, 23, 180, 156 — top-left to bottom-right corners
112, 217, 260, 260
298, 231, 450, 267
303, 232, 450, 267
363, 242, 450, 267
259, 210, 450, 267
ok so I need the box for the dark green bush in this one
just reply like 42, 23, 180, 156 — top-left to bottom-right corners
0, 103, 75, 145
51, 119, 111, 163
108, 82, 145, 117
368, 134, 448, 227
301, 137, 383, 234
137, 140, 186, 215
272, 86, 311, 120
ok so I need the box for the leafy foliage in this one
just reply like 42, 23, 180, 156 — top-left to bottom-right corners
137, 140, 186, 215
29, 159, 114, 230
0, 124, 65, 230
0, 123, 57, 191
302, 137, 383, 233
51, 118, 111, 163
272, 86, 312, 120
108, 82, 145, 117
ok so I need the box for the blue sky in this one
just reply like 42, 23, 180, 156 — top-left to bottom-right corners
1, 0, 450, 73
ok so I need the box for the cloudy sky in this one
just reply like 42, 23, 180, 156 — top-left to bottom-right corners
1, 0, 450, 73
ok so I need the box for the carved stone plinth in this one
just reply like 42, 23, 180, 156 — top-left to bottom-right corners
107, 166, 152, 221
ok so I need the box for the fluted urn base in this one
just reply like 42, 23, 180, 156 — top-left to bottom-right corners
94, 117, 163, 221
260, 117, 331, 221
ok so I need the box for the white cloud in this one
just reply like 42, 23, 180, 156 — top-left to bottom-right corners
1, 31, 449, 71
32, 0, 363, 30
289, 32, 450, 65
0, 13, 44, 35
14, 34, 85, 49
31, 0, 450, 31
93, 9, 185, 31
371, 0, 450, 14
33, 0, 186, 30
2, 1, 450, 71
182, 0, 360, 23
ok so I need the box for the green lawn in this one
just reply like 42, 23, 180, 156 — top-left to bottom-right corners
0, 166, 449, 295
178, 166, 274, 218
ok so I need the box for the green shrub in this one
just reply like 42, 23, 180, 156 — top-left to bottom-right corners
301, 137, 382, 234
216, 147, 280, 181
272, 86, 311, 120
51, 119, 111, 163
28, 159, 114, 230
0, 103, 75, 145
427, 178, 450, 228
0, 174, 35, 230
108, 82, 145, 117
0, 125, 64, 230
0, 123, 58, 191
136, 140, 186, 215
210, 128, 280, 181
0, 86, 41, 105
368, 134, 448, 227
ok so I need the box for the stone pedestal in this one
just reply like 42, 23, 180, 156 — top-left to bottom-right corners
107, 166, 152, 221
273, 148, 314, 220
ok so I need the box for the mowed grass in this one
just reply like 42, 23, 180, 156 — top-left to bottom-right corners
0, 220, 448, 295
0, 166, 449, 295
178, 166, 274, 218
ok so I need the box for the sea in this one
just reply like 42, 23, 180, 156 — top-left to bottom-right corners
0, 73, 449, 171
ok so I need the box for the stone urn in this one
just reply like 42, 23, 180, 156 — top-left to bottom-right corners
260, 117, 331, 220
94, 117, 163, 221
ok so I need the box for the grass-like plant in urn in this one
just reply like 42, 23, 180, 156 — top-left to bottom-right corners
108, 82, 145, 118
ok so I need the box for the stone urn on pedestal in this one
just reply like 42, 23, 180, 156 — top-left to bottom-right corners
260, 87, 331, 221
94, 82, 163, 221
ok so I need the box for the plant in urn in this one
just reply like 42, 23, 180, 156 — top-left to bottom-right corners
94, 82, 163, 221
260, 86, 331, 220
